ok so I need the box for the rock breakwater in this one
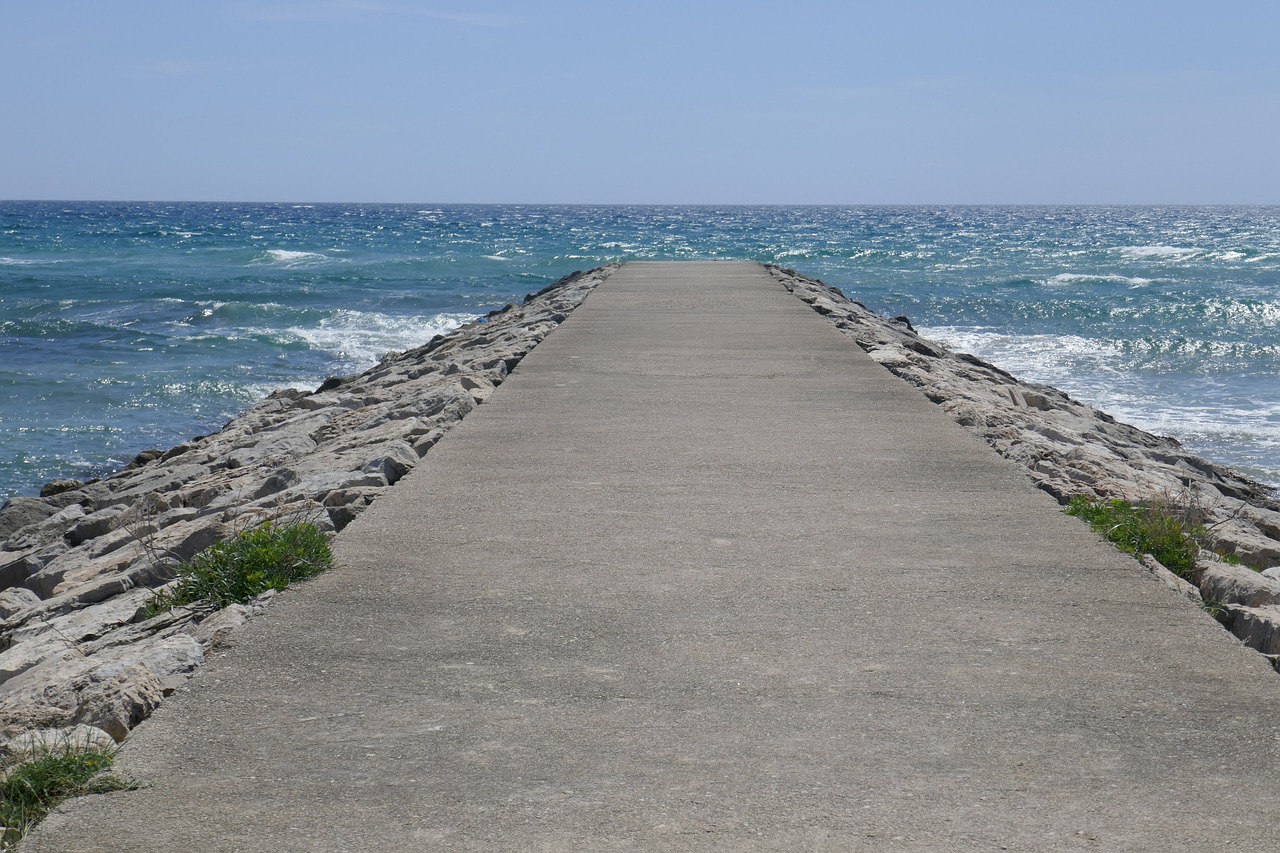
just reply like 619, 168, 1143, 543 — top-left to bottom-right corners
4, 260, 1279, 757
0, 266, 616, 752
768, 264, 1280, 669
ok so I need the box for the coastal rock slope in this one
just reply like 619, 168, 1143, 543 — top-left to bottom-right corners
0, 265, 616, 751
768, 264, 1280, 664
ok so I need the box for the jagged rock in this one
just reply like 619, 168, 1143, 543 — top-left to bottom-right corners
0, 587, 40, 619
461, 375, 496, 403
1196, 561, 1280, 608
0, 633, 204, 742
0, 635, 78, 687
24, 543, 141, 600
2, 503, 86, 553
1226, 605, 1280, 656
66, 505, 129, 547
361, 441, 419, 485
184, 597, 272, 650
186, 604, 252, 649
412, 427, 447, 457
294, 469, 388, 501
0, 497, 61, 541
127, 449, 165, 468
0, 552, 29, 592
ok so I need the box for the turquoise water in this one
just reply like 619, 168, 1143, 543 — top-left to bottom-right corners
2, 202, 1278, 502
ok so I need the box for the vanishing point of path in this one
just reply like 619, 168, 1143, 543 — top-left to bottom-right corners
27, 262, 1280, 851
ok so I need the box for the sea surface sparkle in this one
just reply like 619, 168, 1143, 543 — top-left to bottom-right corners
2, 202, 1278, 502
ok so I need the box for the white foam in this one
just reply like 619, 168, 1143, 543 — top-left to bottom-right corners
260, 249, 333, 268
1045, 273, 1152, 287
1116, 245, 1199, 261
1201, 298, 1280, 326
918, 326, 1127, 388
279, 311, 476, 367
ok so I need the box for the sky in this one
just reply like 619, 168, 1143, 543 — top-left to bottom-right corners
3, 1, 1278, 204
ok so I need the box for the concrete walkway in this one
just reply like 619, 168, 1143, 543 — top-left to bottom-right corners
27, 262, 1280, 851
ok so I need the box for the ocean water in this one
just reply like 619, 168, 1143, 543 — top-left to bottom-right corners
2, 202, 1278, 503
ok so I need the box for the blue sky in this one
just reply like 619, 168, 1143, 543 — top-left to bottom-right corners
3, 1, 1278, 203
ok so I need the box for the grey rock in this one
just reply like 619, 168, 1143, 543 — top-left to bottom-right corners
361, 441, 418, 485
0, 551, 30, 592
3, 503, 86, 552
0, 587, 40, 619
1197, 561, 1280, 608
0, 633, 204, 742
295, 469, 388, 500
0, 497, 61, 541
66, 505, 129, 547
1227, 605, 1280, 656
186, 604, 252, 650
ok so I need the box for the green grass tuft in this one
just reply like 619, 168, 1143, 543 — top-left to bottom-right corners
1065, 496, 1203, 580
146, 520, 332, 616
1, 739, 134, 849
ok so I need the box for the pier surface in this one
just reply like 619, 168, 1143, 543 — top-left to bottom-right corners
27, 262, 1280, 851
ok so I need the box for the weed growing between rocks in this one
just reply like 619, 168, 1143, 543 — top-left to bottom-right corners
145, 521, 332, 617
1065, 496, 1206, 579
0, 738, 134, 850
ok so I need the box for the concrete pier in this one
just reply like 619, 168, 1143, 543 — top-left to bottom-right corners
27, 262, 1280, 851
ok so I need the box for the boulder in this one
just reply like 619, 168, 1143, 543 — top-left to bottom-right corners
1197, 561, 1280, 608
66, 505, 129, 547
0, 586, 40, 619
0, 633, 204, 742
0, 497, 61, 541
1226, 605, 1280, 656
2, 503, 86, 552
361, 441, 418, 486
39, 479, 86, 498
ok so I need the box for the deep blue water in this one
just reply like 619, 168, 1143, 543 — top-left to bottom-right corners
2, 202, 1278, 502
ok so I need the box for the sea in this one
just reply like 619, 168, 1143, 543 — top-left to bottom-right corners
2, 202, 1278, 504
